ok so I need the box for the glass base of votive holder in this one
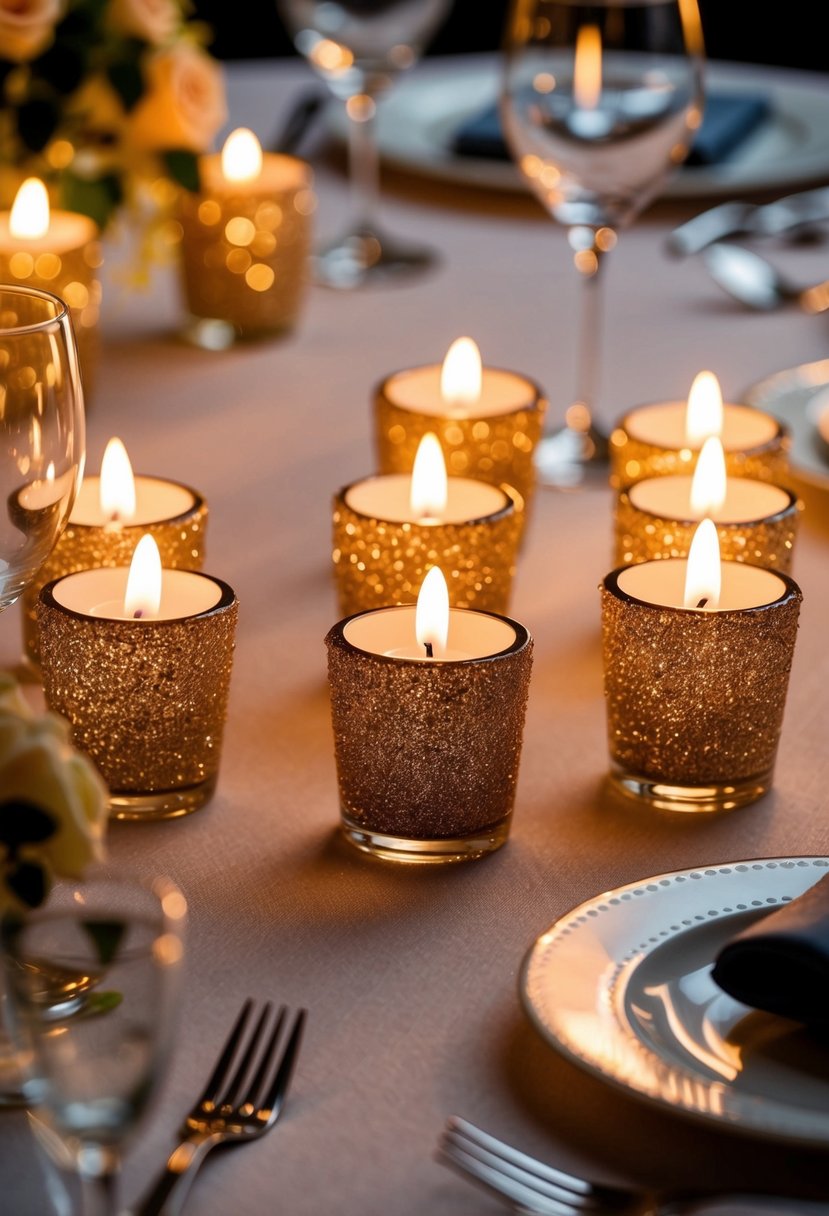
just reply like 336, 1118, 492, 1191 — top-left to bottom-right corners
108, 775, 217, 821
608, 763, 771, 813
340, 810, 511, 864
181, 314, 294, 351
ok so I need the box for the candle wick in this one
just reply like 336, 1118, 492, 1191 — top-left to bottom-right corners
424, 641, 434, 658
133, 609, 144, 619
696, 596, 708, 609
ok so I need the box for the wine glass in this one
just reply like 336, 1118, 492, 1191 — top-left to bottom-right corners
501, 0, 704, 486
276, 0, 452, 287
2, 871, 187, 1216
0, 284, 84, 610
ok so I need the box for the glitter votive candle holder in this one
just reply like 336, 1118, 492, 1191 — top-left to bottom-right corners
332, 477, 520, 615
177, 153, 314, 348
601, 561, 802, 814
21, 477, 207, 669
610, 400, 790, 488
38, 568, 237, 820
326, 606, 533, 863
614, 479, 800, 570
374, 368, 547, 533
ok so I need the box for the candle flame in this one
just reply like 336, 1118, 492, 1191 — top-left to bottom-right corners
683, 517, 721, 610
10, 177, 50, 240
221, 128, 263, 184
440, 337, 482, 406
410, 432, 448, 520
416, 567, 449, 658
685, 371, 723, 446
100, 437, 136, 523
124, 534, 162, 620
574, 25, 602, 109
690, 436, 727, 515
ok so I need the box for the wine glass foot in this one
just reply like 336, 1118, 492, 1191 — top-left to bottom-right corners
535, 423, 610, 489
312, 226, 437, 289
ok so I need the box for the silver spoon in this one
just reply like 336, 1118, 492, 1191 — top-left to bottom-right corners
702, 241, 829, 312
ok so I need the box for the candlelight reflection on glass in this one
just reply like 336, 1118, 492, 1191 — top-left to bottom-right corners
326, 567, 533, 862
601, 519, 802, 813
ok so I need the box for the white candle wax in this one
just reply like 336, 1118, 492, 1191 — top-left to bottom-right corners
624, 401, 779, 451
617, 559, 787, 611
0, 211, 96, 255
344, 605, 517, 661
200, 152, 308, 198
629, 475, 791, 523
386, 365, 536, 419
345, 474, 508, 524
70, 476, 196, 527
53, 567, 222, 621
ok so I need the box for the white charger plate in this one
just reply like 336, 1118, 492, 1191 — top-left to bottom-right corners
352, 56, 829, 199
744, 358, 829, 491
521, 857, 829, 1145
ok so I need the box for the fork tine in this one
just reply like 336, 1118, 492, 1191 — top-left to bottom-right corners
440, 1127, 600, 1211
447, 1118, 594, 1196
438, 1140, 582, 1216
195, 998, 253, 1108
219, 1001, 272, 1109
241, 1005, 287, 1109
259, 1007, 307, 1122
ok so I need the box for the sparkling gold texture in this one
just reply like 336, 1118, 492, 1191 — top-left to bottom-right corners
600, 570, 801, 801
373, 371, 547, 536
326, 618, 533, 848
332, 485, 520, 616
21, 487, 207, 667
38, 579, 237, 814
614, 488, 800, 570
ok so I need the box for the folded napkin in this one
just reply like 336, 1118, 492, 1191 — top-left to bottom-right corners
712, 873, 829, 1024
453, 92, 772, 168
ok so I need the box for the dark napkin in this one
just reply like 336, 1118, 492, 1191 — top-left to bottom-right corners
453, 92, 771, 168
712, 872, 829, 1024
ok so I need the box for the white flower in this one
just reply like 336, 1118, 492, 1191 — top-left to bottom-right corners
0, 0, 60, 63
108, 0, 179, 46
128, 43, 227, 153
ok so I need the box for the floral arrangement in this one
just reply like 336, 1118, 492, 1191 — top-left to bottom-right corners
0, 0, 227, 230
0, 673, 108, 917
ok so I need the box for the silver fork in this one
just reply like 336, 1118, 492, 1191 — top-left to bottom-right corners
132, 999, 306, 1216
437, 1117, 829, 1215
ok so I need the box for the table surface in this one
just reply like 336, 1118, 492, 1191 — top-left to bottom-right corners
4, 57, 829, 1216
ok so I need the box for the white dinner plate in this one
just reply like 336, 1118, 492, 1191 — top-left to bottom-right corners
743, 358, 829, 492
521, 857, 829, 1145
350, 56, 829, 199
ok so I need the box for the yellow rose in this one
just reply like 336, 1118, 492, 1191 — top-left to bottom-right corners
0, 0, 60, 63
108, 0, 179, 46
128, 44, 227, 153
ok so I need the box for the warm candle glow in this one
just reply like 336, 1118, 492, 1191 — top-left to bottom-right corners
10, 177, 50, 240
410, 432, 448, 520
690, 436, 727, 515
440, 337, 482, 406
221, 127, 263, 184
683, 518, 721, 610
124, 534, 162, 620
685, 371, 723, 446
574, 24, 602, 109
415, 566, 450, 658
99, 437, 136, 523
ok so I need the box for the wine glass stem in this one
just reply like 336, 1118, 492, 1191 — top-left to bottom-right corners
568, 241, 608, 434
347, 95, 380, 232
78, 1149, 119, 1216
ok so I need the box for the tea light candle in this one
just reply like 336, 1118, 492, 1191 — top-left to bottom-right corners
177, 127, 314, 348
20, 437, 208, 668
610, 370, 789, 487
0, 178, 102, 393
332, 431, 520, 615
326, 567, 533, 863
601, 520, 802, 814
37, 536, 238, 821
374, 338, 547, 529
615, 436, 800, 569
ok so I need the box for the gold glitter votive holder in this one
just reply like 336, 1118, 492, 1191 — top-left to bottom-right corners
332, 480, 520, 616
177, 154, 313, 348
20, 481, 207, 669
601, 563, 802, 814
37, 570, 237, 820
373, 371, 547, 534
326, 607, 533, 863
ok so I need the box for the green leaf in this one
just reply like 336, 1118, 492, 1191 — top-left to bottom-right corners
17, 98, 60, 153
0, 800, 57, 849
83, 990, 123, 1018
82, 919, 127, 966
163, 150, 201, 193
59, 172, 123, 229
6, 861, 48, 909
107, 58, 144, 112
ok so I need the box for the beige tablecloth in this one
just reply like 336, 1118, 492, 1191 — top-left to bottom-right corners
3, 57, 829, 1216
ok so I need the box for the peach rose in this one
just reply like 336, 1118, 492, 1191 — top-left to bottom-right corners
0, 0, 60, 62
108, 0, 178, 46
128, 43, 227, 153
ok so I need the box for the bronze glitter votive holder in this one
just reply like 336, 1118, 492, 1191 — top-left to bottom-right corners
601, 563, 802, 814
38, 570, 237, 821
332, 480, 520, 616
326, 607, 533, 863
20, 481, 207, 670
373, 370, 547, 536
614, 484, 801, 570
